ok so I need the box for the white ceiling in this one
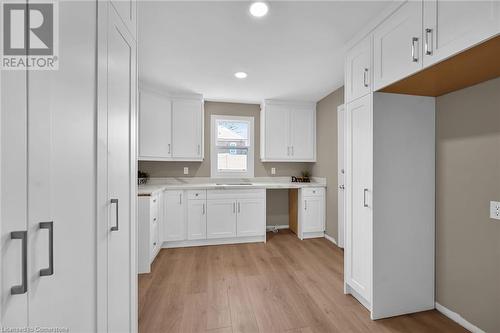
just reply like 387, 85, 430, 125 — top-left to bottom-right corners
139, 1, 391, 103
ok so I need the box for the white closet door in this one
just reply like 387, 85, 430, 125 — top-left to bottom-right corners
290, 106, 315, 161
423, 0, 500, 67
139, 91, 172, 158
346, 94, 372, 303
172, 99, 202, 159
106, 4, 136, 332
27, 2, 97, 330
264, 104, 290, 160
373, 1, 423, 90
0, 66, 28, 326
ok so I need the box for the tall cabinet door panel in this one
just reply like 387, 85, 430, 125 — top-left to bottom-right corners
172, 99, 202, 159
187, 200, 207, 240
207, 200, 237, 239
373, 1, 423, 90
346, 94, 372, 303
290, 106, 315, 161
139, 91, 172, 158
237, 199, 266, 237
423, 0, 500, 67
164, 191, 186, 241
263, 105, 290, 160
1, 66, 28, 326
345, 35, 372, 103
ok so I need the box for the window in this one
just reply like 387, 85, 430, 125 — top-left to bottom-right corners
211, 115, 254, 178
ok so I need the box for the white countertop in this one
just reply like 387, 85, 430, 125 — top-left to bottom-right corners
138, 177, 326, 195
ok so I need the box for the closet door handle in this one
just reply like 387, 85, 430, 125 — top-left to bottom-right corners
39, 222, 54, 276
425, 28, 433, 55
202, 203, 205, 215
238, 202, 241, 213
363, 68, 369, 87
363, 189, 368, 208
110, 198, 119, 231
411, 37, 419, 62
10, 231, 27, 295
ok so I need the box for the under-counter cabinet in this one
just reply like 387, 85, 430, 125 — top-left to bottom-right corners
345, 35, 372, 103
138, 193, 161, 273
139, 91, 204, 161
289, 187, 326, 239
163, 190, 186, 241
260, 100, 316, 162
187, 190, 207, 240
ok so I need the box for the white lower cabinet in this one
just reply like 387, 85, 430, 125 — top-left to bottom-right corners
187, 191, 207, 240
236, 198, 266, 237
297, 188, 326, 239
138, 193, 161, 274
206, 199, 237, 239
163, 190, 186, 242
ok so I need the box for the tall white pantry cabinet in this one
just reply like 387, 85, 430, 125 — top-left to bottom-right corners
1, 0, 137, 331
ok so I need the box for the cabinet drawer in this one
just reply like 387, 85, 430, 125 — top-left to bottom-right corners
207, 189, 265, 200
187, 190, 206, 200
302, 187, 325, 197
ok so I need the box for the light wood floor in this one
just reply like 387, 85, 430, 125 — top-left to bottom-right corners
139, 230, 468, 333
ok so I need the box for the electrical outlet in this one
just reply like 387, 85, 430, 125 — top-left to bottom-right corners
183, 167, 189, 175
271, 167, 276, 175
490, 201, 500, 220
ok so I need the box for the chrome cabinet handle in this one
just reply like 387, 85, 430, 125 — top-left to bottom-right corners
304, 200, 307, 210
168, 143, 171, 155
287, 146, 290, 156
425, 28, 433, 55
197, 144, 200, 155
110, 198, 119, 231
339, 185, 345, 190
411, 37, 419, 62
11, 231, 27, 295
363, 68, 369, 87
202, 203, 205, 215
238, 202, 241, 213
39, 222, 54, 277
363, 189, 368, 208
179, 193, 182, 205
291, 146, 294, 156
233, 202, 236, 214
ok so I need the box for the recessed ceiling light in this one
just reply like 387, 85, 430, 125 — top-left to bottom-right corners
234, 72, 248, 79
249, 2, 268, 17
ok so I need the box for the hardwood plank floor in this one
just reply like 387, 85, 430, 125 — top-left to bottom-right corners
139, 230, 468, 333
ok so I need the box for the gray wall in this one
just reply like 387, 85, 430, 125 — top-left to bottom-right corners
436, 77, 500, 332
311, 87, 344, 240
139, 101, 313, 227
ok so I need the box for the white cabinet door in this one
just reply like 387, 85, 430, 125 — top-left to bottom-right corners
263, 104, 290, 160
345, 35, 372, 103
346, 94, 372, 303
207, 200, 237, 239
302, 196, 325, 233
236, 199, 266, 237
172, 99, 203, 159
164, 191, 186, 241
139, 91, 172, 159
423, 0, 500, 67
110, 0, 136, 37
373, 1, 423, 90
187, 200, 207, 240
290, 106, 315, 161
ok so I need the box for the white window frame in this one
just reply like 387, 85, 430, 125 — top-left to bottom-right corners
210, 115, 254, 178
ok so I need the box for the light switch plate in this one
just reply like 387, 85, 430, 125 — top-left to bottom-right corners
183, 167, 189, 175
271, 167, 276, 175
490, 201, 500, 220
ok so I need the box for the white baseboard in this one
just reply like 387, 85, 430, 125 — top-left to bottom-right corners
162, 235, 266, 249
324, 233, 337, 245
266, 224, 289, 231
435, 302, 485, 333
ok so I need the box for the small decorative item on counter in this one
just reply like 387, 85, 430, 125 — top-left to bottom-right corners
291, 171, 311, 183
138, 170, 149, 185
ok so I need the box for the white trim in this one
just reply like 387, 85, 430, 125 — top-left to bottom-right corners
162, 235, 266, 248
346, 283, 371, 311
210, 115, 255, 178
266, 224, 289, 231
435, 303, 486, 333
301, 231, 325, 240
324, 233, 337, 245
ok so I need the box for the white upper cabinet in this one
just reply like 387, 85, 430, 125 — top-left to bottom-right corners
422, 0, 500, 67
138, 91, 204, 161
373, 1, 423, 90
139, 91, 172, 159
172, 99, 203, 160
345, 35, 372, 103
261, 100, 316, 162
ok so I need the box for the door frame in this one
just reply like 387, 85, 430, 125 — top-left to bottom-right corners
96, 1, 138, 331
337, 104, 346, 248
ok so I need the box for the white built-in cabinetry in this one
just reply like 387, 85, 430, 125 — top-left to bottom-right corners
138, 193, 161, 274
139, 91, 204, 161
297, 188, 326, 239
260, 100, 316, 162
162, 189, 266, 247
345, 35, 372, 103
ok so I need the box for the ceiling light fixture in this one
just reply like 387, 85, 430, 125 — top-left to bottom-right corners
249, 2, 268, 17
234, 72, 248, 79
